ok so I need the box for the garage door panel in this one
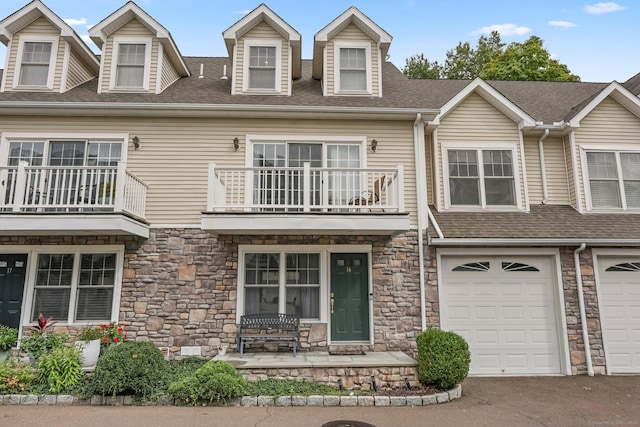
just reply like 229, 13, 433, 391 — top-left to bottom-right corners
598, 256, 640, 373
441, 255, 562, 375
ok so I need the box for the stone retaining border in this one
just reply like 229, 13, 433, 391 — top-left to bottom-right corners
0, 384, 461, 407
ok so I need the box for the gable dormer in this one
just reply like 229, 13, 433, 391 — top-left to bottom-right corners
89, 1, 189, 94
313, 6, 392, 98
0, 0, 99, 93
222, 4, 301, 96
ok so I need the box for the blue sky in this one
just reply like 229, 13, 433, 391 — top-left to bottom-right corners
0, 0, 638, 83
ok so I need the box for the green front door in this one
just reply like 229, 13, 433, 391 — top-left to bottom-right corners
330, 253, 369, 342
0, 254, 28, 329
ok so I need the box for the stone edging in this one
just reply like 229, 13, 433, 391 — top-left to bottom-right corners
0, 384, 461, 407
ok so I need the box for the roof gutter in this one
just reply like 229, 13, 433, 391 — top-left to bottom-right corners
574, 243, 594, 376
429, 238, 640, 247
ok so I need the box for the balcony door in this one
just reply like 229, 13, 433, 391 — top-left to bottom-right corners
252, 141, 360, 211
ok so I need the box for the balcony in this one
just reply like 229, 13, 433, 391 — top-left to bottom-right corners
0, 161, 148, 237
201, 163, 410, 235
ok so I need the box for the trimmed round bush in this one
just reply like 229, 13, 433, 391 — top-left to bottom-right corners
416, 328, 470, 390
92, 341, 167, 399
168, 360, 247, 405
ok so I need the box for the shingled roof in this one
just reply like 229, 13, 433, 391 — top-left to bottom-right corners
429, 204, 640, 242
0, 57, 624, 124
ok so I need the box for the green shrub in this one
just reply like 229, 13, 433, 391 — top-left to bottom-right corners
416, 328, 470, 390
246, 378, 343, 397
0, 358, 37, 394
0, 325, 18, 352
168, 360, 247, 405
20, 331, 67, 361
37, 345, 83, 394
92, 341, 167, 399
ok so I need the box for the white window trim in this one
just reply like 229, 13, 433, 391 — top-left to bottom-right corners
0, 133, 129, 166
333, 41, 372, 95
13, 35, 59, 90
242, 39, 282, 94
109, 36, 152, 91
236, 244, 372, 326
0, 245, 125, 327
442, 142, 523, 210
579, 144, 640, 212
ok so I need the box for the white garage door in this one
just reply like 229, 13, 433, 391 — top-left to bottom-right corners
440, 255, 562, 375
597, 257, 640, 374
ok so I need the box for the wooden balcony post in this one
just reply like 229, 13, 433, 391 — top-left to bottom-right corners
303, 162, 311, 212
113, 162, 127, 213
207, 162, 215, 212
12, 161, 28, 212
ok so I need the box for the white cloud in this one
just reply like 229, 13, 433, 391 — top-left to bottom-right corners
472, 24, 532, 37
80, 34, 92, 43
584, 2, 627, 14
548, 20, 577, 27
235, 9, 252, 15
64, 18, 87, 26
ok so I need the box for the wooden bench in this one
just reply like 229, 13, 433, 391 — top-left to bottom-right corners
237, 313, 300, 357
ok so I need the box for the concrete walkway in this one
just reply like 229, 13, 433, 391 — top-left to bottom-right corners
215, 350, 416, 368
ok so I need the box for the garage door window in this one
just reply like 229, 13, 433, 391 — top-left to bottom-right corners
502, 262, 539, 272
605, 262, 640, 272
452, 261, 489, 272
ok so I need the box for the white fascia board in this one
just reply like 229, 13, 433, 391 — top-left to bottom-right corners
0, 215, 149, 238
314, 6, 391, 44
430, 238, 640, 247
568, 82, 640, 127
437, 78, 536, 127
0, 101, 440, 121
223, 4, 300, 43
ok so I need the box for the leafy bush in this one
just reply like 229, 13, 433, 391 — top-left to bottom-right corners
0, 324, 18, 352
168, 360, 247, 405
75, 326, 103, 342
37, 345, 83, 393
20, 331, 67, 361
416, 328, 470, 390
246, 379, 343, 397
0, 358, 37, 393
92, 341, 167, 399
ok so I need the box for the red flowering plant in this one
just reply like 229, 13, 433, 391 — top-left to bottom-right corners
99, 322, 127, 348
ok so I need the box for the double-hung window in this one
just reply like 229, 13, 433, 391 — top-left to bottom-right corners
111, 38, 151, 90
30, 247, 123, 323
586, 150, 640, 210
15, 36, 57, 88
244, 41, 280, 92
447, 148, 517, 207
243, 251, 321, 320
335, 42, 370, 94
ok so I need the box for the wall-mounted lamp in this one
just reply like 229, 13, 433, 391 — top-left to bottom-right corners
132, 136, 140, 150
371, 139, 378, 152
233, 137, 240, 151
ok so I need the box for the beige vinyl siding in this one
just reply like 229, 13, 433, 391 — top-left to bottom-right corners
66, 49, 96, 90
100, 18, 155, 93
435, 93, 525, 209
160, 50, 180, 92
5, 17, 62, 91
574, 97, 640, 211
0, 117, 418, 227
564, 135, 577, 207
235, 21, 289, 95
523, 135, 570, 205
326, 24, 379, 96
425, 133, 435, 205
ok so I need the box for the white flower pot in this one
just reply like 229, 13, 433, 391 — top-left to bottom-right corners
75, 339, 101, 371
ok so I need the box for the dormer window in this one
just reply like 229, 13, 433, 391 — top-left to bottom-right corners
585, 150, 640, 210
242, 40, 281, 93
334, 42, 371, 95
14, 36, 58, 89
109, 37, 151, 91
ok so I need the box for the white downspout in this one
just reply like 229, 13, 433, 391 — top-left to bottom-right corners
538, 129, 550, 204
413, 113, 427, 331
574, 243, 594, 376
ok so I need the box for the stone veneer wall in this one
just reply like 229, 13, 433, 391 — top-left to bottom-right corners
119, 229, 423, 358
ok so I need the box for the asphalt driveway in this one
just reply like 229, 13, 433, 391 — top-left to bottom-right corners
0, 376, 638, 427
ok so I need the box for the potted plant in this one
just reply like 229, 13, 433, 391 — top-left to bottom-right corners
0, 324, 18, 361
20, 313, 67, 363
74, 326, 102, 371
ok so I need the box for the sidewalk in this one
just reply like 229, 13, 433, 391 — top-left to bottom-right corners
0, 376, 638, 427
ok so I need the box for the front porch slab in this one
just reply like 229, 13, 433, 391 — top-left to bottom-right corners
214, 351, 419, 390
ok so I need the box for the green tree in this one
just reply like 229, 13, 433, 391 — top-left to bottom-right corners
481, 36, 580, 81
442, 31, 504, 79
403, 53, 442, 79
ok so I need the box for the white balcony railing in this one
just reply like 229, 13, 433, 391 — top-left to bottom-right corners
0, 161, 147, 220
206, 162, 404, 213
